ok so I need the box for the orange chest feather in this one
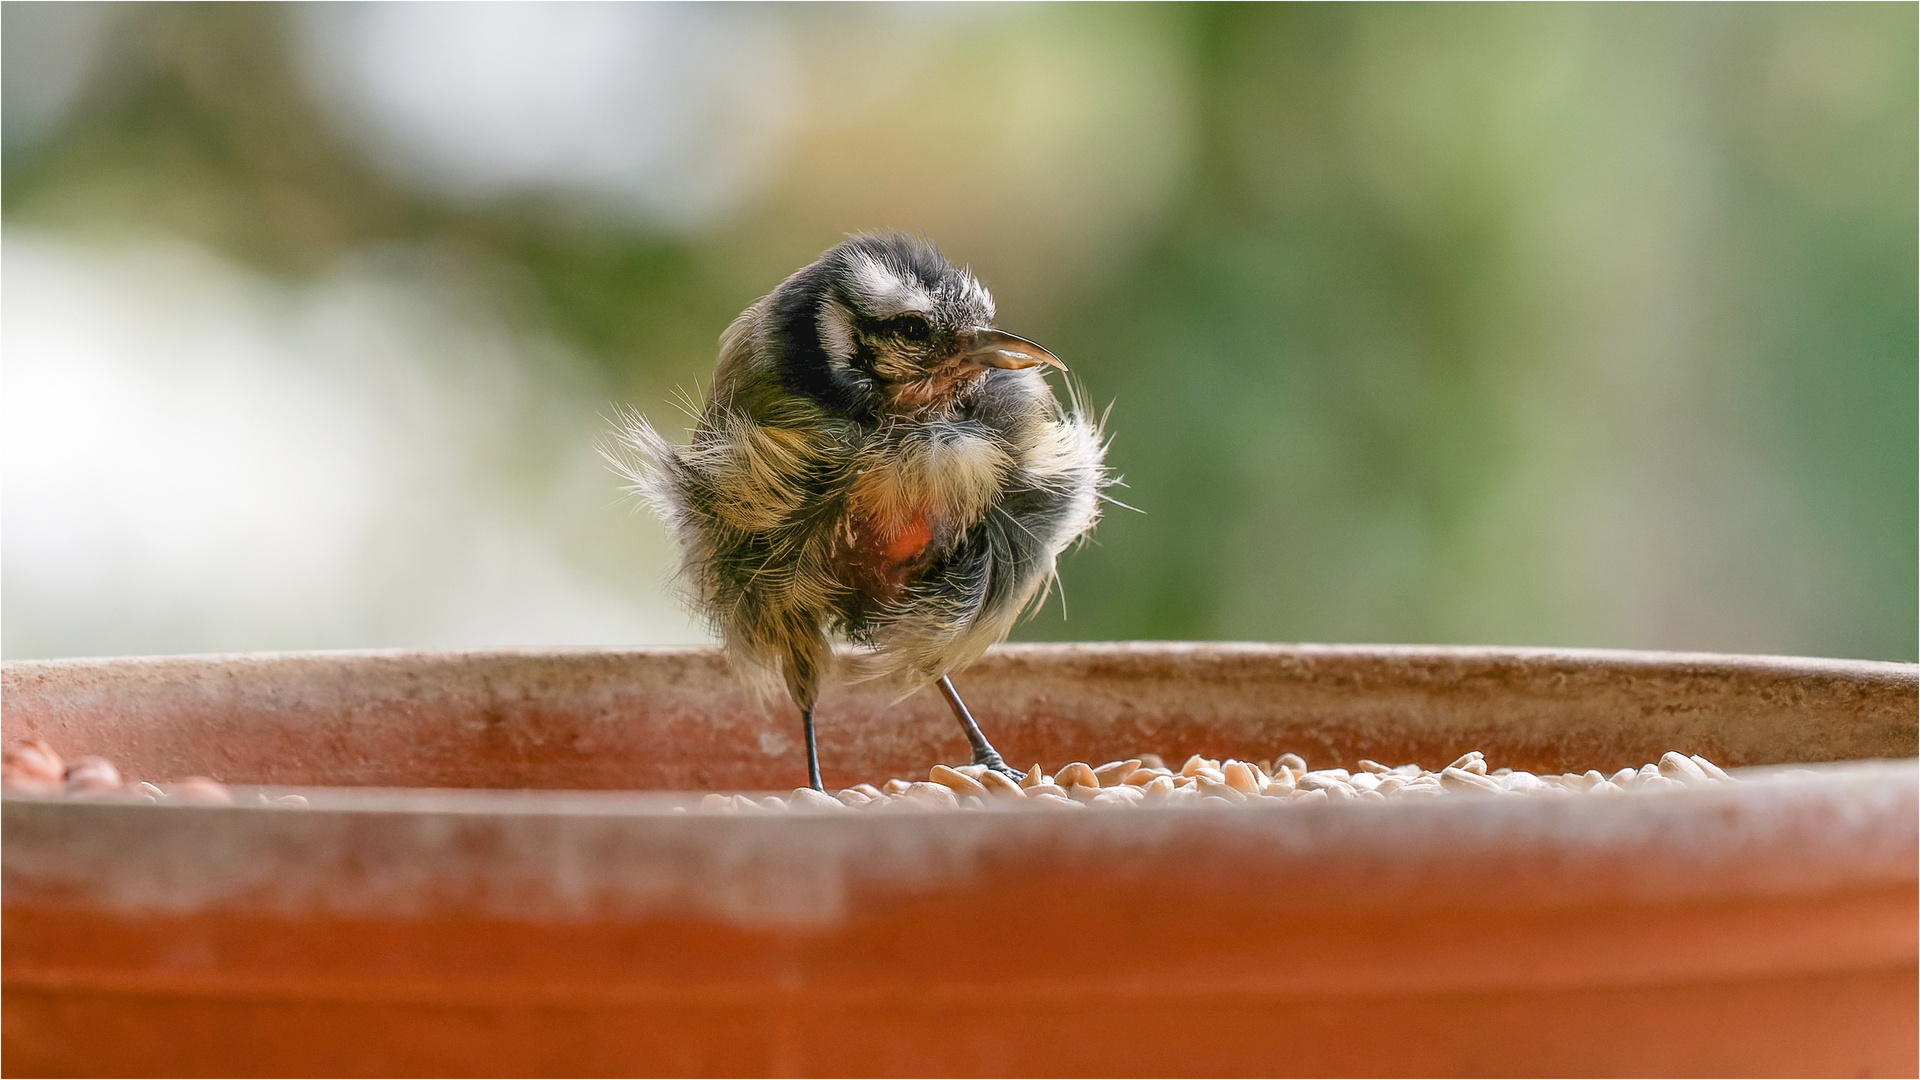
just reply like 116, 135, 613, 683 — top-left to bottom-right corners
878, 513, 934, 565
837, 507, 940, 603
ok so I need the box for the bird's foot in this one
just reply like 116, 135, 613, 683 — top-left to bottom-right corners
972, 750, 1026, 783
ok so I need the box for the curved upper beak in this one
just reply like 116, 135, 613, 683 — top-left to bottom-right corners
963, 327, 1067, 372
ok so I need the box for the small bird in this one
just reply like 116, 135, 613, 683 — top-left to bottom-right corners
611, 232, 1108, 789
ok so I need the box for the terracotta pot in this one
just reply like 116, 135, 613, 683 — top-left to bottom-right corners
3, 644, 1915, 1077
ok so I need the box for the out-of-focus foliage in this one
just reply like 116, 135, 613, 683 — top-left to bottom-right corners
3, 3, 1912, 661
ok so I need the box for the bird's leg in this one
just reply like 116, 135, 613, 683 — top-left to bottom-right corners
801, 707, 824, 792
936, 675, 1023, 781
782, 647, 828, 792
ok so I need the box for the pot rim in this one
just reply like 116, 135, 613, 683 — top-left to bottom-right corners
5, 639, 1916, 677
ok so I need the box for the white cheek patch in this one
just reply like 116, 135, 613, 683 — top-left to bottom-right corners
847, 253, 933, 316
818, 298, 856, 365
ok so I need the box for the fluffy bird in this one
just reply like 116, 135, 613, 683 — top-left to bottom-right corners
611, 233, 1108, 789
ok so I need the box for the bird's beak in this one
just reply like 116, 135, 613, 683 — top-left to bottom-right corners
963, 328, 1067, 372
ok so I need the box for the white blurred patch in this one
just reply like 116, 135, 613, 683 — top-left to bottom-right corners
1, 233, 709, 659
293, 2, 797, 231
291, 4, 1192, 308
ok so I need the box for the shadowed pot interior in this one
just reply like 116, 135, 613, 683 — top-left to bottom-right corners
3, 643, 1916, 1077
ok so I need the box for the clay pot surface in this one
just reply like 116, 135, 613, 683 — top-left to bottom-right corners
3, 643, 1915, 1077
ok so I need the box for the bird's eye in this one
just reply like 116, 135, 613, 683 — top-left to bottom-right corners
885, 314, 932, 342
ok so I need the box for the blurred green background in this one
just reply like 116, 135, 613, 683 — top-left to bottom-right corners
3, 2, 1913, 662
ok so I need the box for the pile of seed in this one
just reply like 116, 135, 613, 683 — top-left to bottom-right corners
700, 750, 1740, 813
4, 739, 1740, 813
0, 739, 300, 807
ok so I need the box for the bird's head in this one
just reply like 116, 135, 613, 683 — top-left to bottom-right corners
762, 233, 1064, 419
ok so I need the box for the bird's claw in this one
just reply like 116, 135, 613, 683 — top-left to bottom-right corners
973, 752, 1025, 783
